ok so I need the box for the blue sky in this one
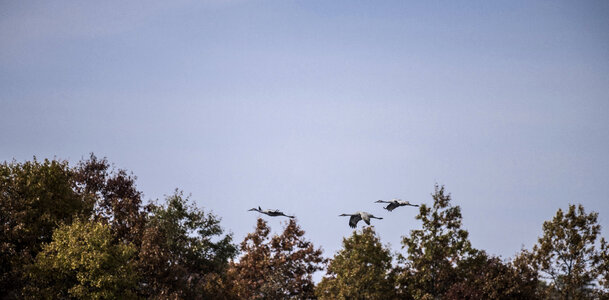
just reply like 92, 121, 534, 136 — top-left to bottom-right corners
1, 0, 609, 262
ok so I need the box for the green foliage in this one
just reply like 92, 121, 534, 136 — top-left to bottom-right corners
23, 219, 138, 299
531, 204, 607, 299
445, 251, 539, 299
0, 158, 90, 297
594, 240, 609, 300
138, 190, 238, 298
397, 184, 475, 299
316, 226, 396, 300
5, 155, 609, 299
230, 218, 325, 299
1, 155, 239, 299
74, 154, 146, 244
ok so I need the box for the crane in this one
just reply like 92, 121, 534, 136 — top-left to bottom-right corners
339, 211, 383, 228
248, 206, 295, 218
375, 199, 419, 212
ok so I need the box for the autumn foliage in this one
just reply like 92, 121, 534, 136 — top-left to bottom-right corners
228, 218, 325, 299
2, 155, 609, 299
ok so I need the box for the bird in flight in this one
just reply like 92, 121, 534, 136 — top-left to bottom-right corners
248, 206, 295, 218
339, 211, 383, 228
375, 199, 419, 212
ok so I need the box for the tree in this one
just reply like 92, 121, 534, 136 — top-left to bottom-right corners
444, 251, 539, 299
596, 239, 609, 298
138, 191, 238, 299
74, 155, 240, 298
1, 155, 240, 298
229, 218, 325, 299
531, 204, 608, 299
397, 184, 476, 299
23, 219, 138, 299
74, 154, 146, 245
316, 226, 396, 300
0, 158, 90, 298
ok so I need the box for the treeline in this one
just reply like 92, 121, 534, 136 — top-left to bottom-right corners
1, 155, 608, 299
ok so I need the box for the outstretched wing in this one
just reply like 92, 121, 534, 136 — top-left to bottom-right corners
384, 203, 398, 211
280, 212, 295, 218
269, 211, 283, 217
349, 215, 361, 228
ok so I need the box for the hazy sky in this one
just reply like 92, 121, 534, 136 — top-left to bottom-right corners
2, 0, 609, 263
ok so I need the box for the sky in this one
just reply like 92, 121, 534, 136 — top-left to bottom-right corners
1, 0, 609, 265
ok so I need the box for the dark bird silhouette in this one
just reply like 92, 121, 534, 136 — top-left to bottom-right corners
248, 206, 295, 218
339, 211, 383, 228
375, 199, 419, 211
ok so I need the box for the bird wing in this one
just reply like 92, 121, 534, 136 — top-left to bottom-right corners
349, 215, 361, 228
385, 203, 398, 211
279, 212, 295, 218
362, 214, 371, 225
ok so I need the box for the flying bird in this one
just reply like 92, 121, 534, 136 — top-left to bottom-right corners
339, 211, 383, 228
375, 199, 419, 211
248, 206, 295, 218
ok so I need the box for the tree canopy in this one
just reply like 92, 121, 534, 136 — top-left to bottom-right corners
229, 218, 325, 299
397, 184, 476, 299
316, 226, 396, 299
23, 219, 138, 299
0, 158, 89, 297
396, 184, 540, 300
530, 204, 608, 299
2, 155, 609, 299
139, 191, 237, 299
